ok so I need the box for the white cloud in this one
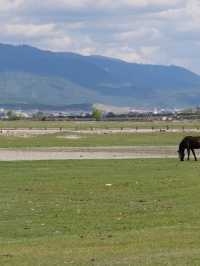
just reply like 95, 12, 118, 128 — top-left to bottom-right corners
0, 0, 24, 11
2, 23, 57, 38
38, 36, 74, 51
187, 0, 200, 23
11, 0, 186, 13
0, 0, 199, 74
117, 28, 161, 43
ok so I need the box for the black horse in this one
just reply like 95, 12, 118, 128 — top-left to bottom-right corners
178, 136, 200, 161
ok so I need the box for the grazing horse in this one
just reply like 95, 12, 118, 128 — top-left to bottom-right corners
178, 136, 200, 161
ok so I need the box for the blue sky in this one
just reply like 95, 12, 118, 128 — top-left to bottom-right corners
0, 0, 199, 74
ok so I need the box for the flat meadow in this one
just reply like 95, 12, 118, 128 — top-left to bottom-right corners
0, 120, 200, 265
1, 159, 200, 265
0, 119, 198, 148
0, 119, 199, 130
0, 131, 190, 148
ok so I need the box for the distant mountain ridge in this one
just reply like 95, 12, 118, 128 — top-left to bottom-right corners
0, 43, 200, 108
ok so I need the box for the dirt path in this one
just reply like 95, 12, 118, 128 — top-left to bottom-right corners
0, 146, 181, 161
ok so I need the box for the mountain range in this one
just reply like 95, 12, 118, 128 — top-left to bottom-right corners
0, 43, 200, 108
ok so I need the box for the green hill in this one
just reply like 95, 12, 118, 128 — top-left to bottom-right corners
0, 43, 200, 108
0, 72, 101, 106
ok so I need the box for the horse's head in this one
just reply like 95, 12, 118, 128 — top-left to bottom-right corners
177, 148, 185, 161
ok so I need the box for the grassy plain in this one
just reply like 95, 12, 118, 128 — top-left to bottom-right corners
0, 119, 198, 149
0, 131, 197, 148
0, 119, 200, 129
0, 159, 200, 265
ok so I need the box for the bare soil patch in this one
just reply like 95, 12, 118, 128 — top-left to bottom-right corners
56, 135, 82, 139
0, 128, 61, 137
0, 146, 181, 161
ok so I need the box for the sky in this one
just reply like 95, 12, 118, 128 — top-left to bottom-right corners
0, 0, 199, 74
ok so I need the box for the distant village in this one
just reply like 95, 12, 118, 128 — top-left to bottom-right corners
0, 105, 200, 121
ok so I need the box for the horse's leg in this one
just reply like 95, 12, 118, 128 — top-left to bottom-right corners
187, 148, 190, 160
191, 149, 197, 161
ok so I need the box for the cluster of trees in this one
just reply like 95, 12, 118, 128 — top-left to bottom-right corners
6, 110, 24, 120
5, 108, 103, 121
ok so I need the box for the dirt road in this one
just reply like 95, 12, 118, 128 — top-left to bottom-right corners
0, 146, 181, 161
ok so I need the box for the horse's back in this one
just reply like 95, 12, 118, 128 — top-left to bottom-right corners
182, 136, 200, 149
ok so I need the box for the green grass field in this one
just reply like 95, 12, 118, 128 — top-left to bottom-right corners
0, 119, 200, 130
0, 132, 196, 148
1, 159, 200, 265
0, 119, 198, 149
